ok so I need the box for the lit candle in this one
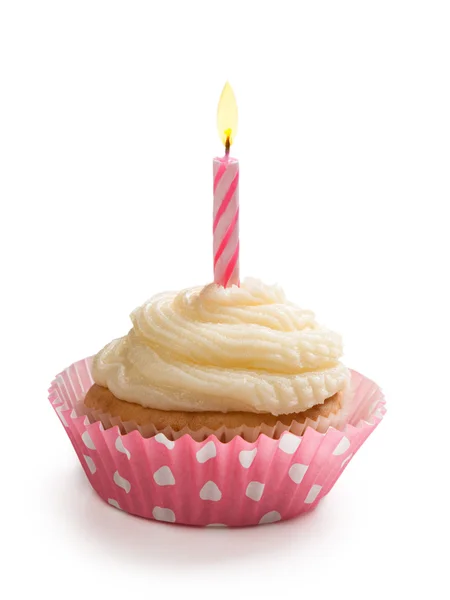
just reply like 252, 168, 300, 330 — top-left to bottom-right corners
213, 82, 240, 287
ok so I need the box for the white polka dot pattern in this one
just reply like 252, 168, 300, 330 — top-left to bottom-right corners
113, 470, 131, 493
200, 481, 222, 501
81, 431, 96, 450
239, 448, 257, 468
245, 481, 265, 501
83, 455, 96, 474
152, 507, 176, 523
304, 484, 322, 504
259, 511, 281, 524
154, 433, 175, 449
115, 436, 131, 459
278, 433, 301, 454
153, 466, 176, 486
289, 463, 308, 484
332, 436, 350, 456
196, 441, 216, 463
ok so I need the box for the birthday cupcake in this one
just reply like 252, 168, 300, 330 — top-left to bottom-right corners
48, 84, 385, 526
84, 278, 351, 441
49, 278, 384, 526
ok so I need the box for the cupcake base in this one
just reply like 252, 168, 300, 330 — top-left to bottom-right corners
84, 383, 343, 434
49, 357, 385, 527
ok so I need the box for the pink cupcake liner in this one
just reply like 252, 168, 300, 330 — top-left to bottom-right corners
49, 357, 386, 527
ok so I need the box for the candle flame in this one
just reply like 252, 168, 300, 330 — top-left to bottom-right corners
217, 82, 238, 150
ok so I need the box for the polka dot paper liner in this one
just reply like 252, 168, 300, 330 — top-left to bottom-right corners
49, 358, 386, 527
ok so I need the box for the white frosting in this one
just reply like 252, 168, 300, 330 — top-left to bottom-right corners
92, 279, 350, 415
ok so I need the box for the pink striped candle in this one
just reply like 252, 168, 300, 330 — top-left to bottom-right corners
213, 155, 239, 287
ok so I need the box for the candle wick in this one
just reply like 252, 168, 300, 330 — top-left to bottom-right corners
225, 136, 230, 156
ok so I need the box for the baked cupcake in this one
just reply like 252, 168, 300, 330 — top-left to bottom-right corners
85, 278, 351, 441
50, 277, 385, 526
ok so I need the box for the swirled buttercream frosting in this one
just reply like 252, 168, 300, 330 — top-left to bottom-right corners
92, 279, 350, 415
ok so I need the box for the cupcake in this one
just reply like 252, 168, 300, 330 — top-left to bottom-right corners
85, 278, 351, 442
50, 80, 385, 525
49, 278, 385, 526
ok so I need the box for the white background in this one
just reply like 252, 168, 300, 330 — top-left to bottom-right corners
1, 1, 449, 598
